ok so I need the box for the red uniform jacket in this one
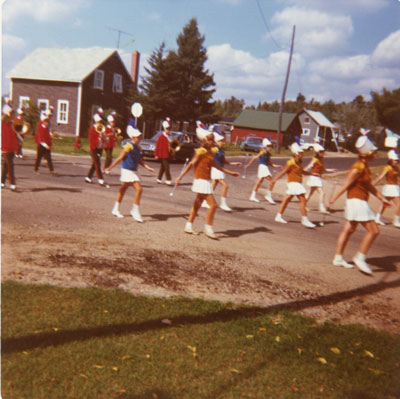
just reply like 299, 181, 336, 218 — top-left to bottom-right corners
155, 133, 170, 159
103, 126, 115, 149
35, 122, 52, 146
1, 121, 19, 153
88, 125, 102, 150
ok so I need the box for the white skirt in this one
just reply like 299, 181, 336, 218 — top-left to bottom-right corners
286, 182, 306, 195
307, 175, 323, 187
211, 167, 225, 180
258, 164, 271, 178
120, 168, 140, 182
192, 178, 213, 194
382, 184, 399, 197
345, 198, 375, 221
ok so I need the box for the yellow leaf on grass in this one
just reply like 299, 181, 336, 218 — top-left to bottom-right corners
80, 374, 88, 379
259, 327, 267, 332
145, 354, 151, 359
275, 336, 280, 342
121, 355, 132, 360
246, 334, 254, 339
111, 367, 119, 372
93, 364, 104, 369
317, 357, 328, 364
187, 345, 197, 352
364, 350, 374, 358
368, 368, 384, 375
330, 347, 341, 355
116, 389, 126, 395
297, 348, 304, 355
231, 368, 240, 373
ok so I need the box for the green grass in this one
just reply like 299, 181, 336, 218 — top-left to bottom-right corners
2, 281, 399, 399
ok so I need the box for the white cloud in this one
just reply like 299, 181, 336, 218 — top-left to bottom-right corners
279, 0, 390, 13
371, 30, 400, 68
2, 0, 92, 26
270, 7, 353, 57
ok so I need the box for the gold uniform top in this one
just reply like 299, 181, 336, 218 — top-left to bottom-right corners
194, 147, 218, 180
347, 160, 371, 201
311, 157, 324, 176
286, 158, 303, 183
383, 164, 399, 185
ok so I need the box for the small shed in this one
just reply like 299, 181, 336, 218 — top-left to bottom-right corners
7, 47, 140, 137
231, 109, 302, 148
298, 109, 337, 150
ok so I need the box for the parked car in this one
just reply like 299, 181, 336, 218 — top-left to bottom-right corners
240, 136, 264, 152
299, 139, 315, 151
139, 131, 199, 162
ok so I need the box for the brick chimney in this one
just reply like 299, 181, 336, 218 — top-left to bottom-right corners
131, 51, 140, 88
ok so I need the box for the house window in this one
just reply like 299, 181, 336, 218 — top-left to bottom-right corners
57, 100, 69, 124
94, 69, 104, 89
302, 128, 311, 136
19, 96, 30, 110
304, 117, 310, 124
38, 99, 49, 119
112, 73, 123, 93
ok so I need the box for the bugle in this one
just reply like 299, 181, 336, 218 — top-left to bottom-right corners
170, 139, 182, 157
12, 120, 30, 135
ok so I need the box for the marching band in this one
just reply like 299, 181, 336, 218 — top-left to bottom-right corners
1, 101, 399, 276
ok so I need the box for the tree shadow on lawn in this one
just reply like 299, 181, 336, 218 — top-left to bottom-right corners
3, 276, 400, 355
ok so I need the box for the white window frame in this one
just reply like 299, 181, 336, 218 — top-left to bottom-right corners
37, 99, 49, 119
302, 128, 311, 136
57, 100, 69, 124
112, 73, 123, 93
19, 96, 30, 110
94, 69, 104, 89
304, 116, 310, 124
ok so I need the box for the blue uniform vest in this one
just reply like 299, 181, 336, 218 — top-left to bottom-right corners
214, 148, 225, 167
122, 140, 141, 171
259, 151, 271, 166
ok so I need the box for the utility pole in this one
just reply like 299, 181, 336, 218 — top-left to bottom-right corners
276, 25, 296, 153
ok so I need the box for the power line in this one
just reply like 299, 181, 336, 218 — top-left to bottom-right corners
255, 0, 287, 50
107, 26, 135, 49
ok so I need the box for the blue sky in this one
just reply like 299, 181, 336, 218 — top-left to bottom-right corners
2, 0, 400, 106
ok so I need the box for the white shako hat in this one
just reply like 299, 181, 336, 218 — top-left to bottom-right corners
107, 115, 114, 123
314, 143, 325, 152
93, 113, 102, 123
2, 104, 13, 116
127, 125, 142, 138
355, 135, 377, 154
263, 138, 272, 147
196, 126, 212, 141
41, 112, 50, 121
162, 120, 170, 130
388, 149, 399, 161
213, 132, 224, 142
290, 142, 303, 155
384, 136, 398, 149
360, 127, 370, 136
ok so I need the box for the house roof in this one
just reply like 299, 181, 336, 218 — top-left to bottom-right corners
7, 47, 122, 83
303, 109, 334, 128
233, 109, 298, 132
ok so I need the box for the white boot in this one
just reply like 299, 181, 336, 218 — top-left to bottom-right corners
201, 200, 210, 208
220, 197, 232, 212
352, 252, 372, 275
394, 216, 400, 228
112, 202, 124, 218
184, 222, 198, 235
319, 204, 330, 214
264, 190, 276, 204
130, 205, 143, 223
375, 214, 386, 226
332, 255, 354, 269
250, 191, 260, 203
274, 213, 288, 224
204, 224, 217, 239
301, 216, 316, 228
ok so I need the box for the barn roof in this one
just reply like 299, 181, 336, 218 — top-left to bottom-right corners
7, 47, 121, 83
233, 109, 298, 132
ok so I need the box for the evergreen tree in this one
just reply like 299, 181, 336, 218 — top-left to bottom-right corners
371, 88, 400, 133
167, 18, 216, 129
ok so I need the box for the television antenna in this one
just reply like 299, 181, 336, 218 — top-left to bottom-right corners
107, 26, 135, 49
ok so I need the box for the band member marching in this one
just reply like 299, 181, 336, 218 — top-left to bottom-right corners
175, 125, 240, 239
304, 143, 338, 213
105, 124, 154, 222
103, 114, 118, 170
1, 105, 18, 191
34, 112, 56, 175
211, 127, 241, 212
327, 135, 391, 274
245, 138, 282, 204
85, 113, 108, 187
14, 108, 28, 158
155, 119, 172, 185
269, 142, 316, 228
373, 141, 400, 228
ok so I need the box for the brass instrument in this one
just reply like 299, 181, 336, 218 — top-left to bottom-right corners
170, 139, 182, 158
113, 127, 123, 142
12, 120, 30, 135
95, 122, 106, 135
